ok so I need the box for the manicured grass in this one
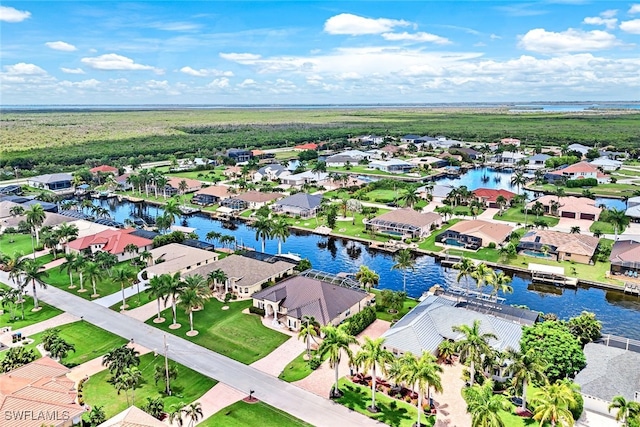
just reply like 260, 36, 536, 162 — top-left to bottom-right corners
0, 282, 63, 330
435, 205, 485, 217
285, 208, 392, 243
494, 206, 559, 227
530, 182, 639, 198
335, 378, 434, 427
83, 352, 216, 418
366, 189, 406, 203
109, 289, 153, 311
371, 290, 418, 322
200, 401, 312, 427
418, 219, 462, 252
146, 299, 289, 365
279, 351, 314, 383
0, 233, 34, 257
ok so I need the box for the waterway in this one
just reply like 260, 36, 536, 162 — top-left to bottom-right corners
91, 197, 640, 339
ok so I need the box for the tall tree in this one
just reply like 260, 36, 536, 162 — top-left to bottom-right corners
207, 269, 228, 293
403, 352, 444, 427
354, 337, 394, 412
298, 316, 319, 360
311, 161, 327, 182
271, 216, 290, 255
391, 248, 415, 293
60, 252, 78, 289
181, 402, 203, 427
163, 273, 183, 328
147, 275, 169, 322
488, 270, 513, 301
355, 265, 380, 291
179, 285, 210, 335
462, 379, 510, 427
504, 348, 548, 411
607, 207, 630, 241
25, 203, 46, 256
531, 381, 577, 427
253, 215, 273, 253
510, 170, 527, 195
102, 344, 140, 379
317, 324, 357, 398
113, 267, 135, 311
452, 319, 497, 386
82, 261, 104, 298
608, 395, 640, 426
453, 257, 477, 297
21, 259, 48, 310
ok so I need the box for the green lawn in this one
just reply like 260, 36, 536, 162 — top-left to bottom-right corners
200, 401, 312, 427
589, 220, 616, 234
494, 206, 559, 227
278, 350, 329, 383
83, 352, 216, 418
45, 261, 140, 301
146, 299, 289, 365
529, 182, 639, 198
0, 282, 64, 330
285, 208, 392, 243
336, 378, 434, 427
109, 288, 153, 311
366, 189, 406, 203
418, 219, 462, 252
372, 290, 418, 322
435, 205, 485, 218
0, 320, 128, 367
0, 233, 34, 257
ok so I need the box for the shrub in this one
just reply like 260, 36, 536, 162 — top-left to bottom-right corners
341, 306, 376, 336
487, 242, 496, 249
566, 178, 598, 188
249, 306, 265, 316
308, 357, 322, 370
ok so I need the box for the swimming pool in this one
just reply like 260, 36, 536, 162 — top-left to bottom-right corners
384, 231, 404, 237
522, 250, 553, 259
444, 238, 464, 247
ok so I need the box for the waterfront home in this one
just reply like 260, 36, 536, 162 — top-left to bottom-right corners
90, 165, 119, 176
415, 156, 449, 168
526, 153, 551, 168
325, 150, 369, 167
568, 143, 590, 156
436, 219, 513, 249
0, 184, 22, 196
450, 147, 481, 160
574, 343, 640, 417
98, 406, 166, 427
366, 209, 442, 239
251, 149, 274, 160
232, 191, 283, 209
252, 271, 374, 331
0, 196, 59, 213
518, 229, 599, 264
355, 135, 384, 145
590, 156, 623, 171
494, 151, 527, 165
609, 239, 640, 276
400, 134, 425, 144
114, 173, 132, 191
67, 228, 153, 262
381, 294, 536, 380
380, 144, 400, 155
27, 173, 73, 191
365, 149, 388, 160
369, 159, 413, 174
527, 195, 602, 220
191, 185, 233, 206
626, 196, 640, 222
0, 357, 85, 427
417, 184, 455, 202
280, 171, 328, 186
1, 209, 76, 233
226, 148, 252, 163
501, 137, 521, 147
141, 243, 219, 279
253, 164, 290, 181
472, 188, 517, 209
166, 177, 202, 194
185, 252, 296, 299
272, 193, 323, 218
547, 161, 610, 184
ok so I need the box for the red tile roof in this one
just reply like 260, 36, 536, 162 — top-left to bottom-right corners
294, 143, 318, 150
472, 188, 517, 202
550, 161, 600, 175
68, 229, 152, 254
167, 177, 202, 189
90, 165, 118, 174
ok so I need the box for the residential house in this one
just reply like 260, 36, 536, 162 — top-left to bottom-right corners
472, 188, 517, 209
366, 209, 442, 238
325, 150, 369, 167
369, 159, 413, 174
272, 193, 323, 218
450, 147, 481, 160
500, 138, 521, 147
568, 143, 590, 156
27, 173, 73, 191
400, 134, 423, 144
436, 219, 513, 249
380, 144, 400, 155
417, 184, 455, 202
0, 185, 22, 196
226, 149, 252, 163
590, 157, 622, 172
365, 149, 388, 160
166, 177, 202, 194
518, 229, 600, 264
0, 357, 86, 427
252, 271, 374, 331
626, 196, 640, 222
438, 152, 462, 162
574, 343, 640, 417
526, 153, 551, 168
185, 252, 296, 298
547, 161, 610, 184
90, 165, 118, 175
253, 164, 290, 181
609, 239, 640, 276
232, 191, 283, 209
223, 166, 242, 178
98, 406, 166, 427
293, 143, 319, 151
67, 228, 153, 262
280, 171, 328, 186
191, 185, 233, 206
527, 195, 602, 220
494, 151, 527, 165
1, 196, 59, 213
114, 174, 132, 191
141, 243, 218, 279
409, 156, 448, 169
356, 135, 384, 145
251, 149, 274, 160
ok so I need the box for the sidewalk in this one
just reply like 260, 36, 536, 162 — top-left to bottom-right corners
250, 335, 306, 377
125, 298, 170, 322
93, 282, 149, 308
0, 312, 80, 346
168, 383, 246, 426
67, 342, 152, 385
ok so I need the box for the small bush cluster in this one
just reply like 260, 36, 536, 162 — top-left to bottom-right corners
249, 306, 265, 316
341, 306, 376, 336
566, 178, 598, 188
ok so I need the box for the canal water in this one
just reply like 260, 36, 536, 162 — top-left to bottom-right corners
92, 197, 640, 339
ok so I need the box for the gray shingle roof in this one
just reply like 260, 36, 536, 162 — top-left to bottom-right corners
185, 254, 295, 288
274, 193, 323, 210
574, 343, 640, 402
28, 173, 73, 184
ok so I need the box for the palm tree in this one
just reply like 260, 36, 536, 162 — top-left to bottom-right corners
570, 226, 581, 234
122, 366, 143, 405
179, 287, 208, 335
146, 275, 168, 322
164, 198, 182, 226
102, 344, 141, 378
504, 348, 548, 411
298, 315, 319, 359
21, 259, 48, 310
607, 207, 630, 241
401, 187, 420, 208
495, 195, 508, 216
56, 222, 79, 247
317, 324, 357, 398
437, 340, 456, 364
488, 270, 513, 301
391, 248, 415, 293
532, 201, 545, 219
510, 170, 527, 195
207, 268, 228, 293
452, 319, 497, 386
142, 396, 165, 420
181, 402, 203, 427
168, 403, 185, 426
74, 253, 88, 293
205, 230, 221, 246
439, 205, 454, 221
113, 267, 134, 311
404, 352, 444, 427
608, 395, 640, 425
3, 251, 27, 289
531, 381, 577, 427
48, 337, 76, 360
82, 261, 104, 298
271, 216, 290, 255
253, 215, 273, 253
453, 257, 476, 297
311, 161, 327, 182
471, 262, 493, 290
354, 337, 394, 412
25, 203, 46, 257
462, 379, 510, 427
355, 265, 380, 291
163, 273, 183, 328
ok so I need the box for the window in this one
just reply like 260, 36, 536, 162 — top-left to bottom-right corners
244, 288, 248, 293
257, 301, 264, 309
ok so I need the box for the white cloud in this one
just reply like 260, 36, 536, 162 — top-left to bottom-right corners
179, 66, 233, 77
620, 19, 640, 34
149, 22, 201, 31
219, 52, 262, 62
629, 4, 640, 14
490, 34, 501, 40
207, 77, 230, 89
81, 54, 161, 72
3, 63, 47, 75
59, 79, 101, 89
381, 32, 451, 45
61, 67, 86, 74
324, 13, 410, 35
519, 28, 620, 53
45, 41, 78, 52
238, 79, 256, 87
600, 9, 618, 18
0, 5, 31, 23
583, 9, 618, 30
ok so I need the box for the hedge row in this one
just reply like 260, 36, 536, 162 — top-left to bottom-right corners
341, 306, 376, 336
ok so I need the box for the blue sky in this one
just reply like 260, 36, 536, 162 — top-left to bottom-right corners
1, 1, 639, 104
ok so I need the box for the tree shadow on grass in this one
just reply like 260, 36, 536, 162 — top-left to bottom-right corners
337, 383, 415, 427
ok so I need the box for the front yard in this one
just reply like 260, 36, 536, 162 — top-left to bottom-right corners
0, 233, 35, 257
0, 282, 63, 330
145, 298, 289, 365
200, 401, 313, 427
493, 206, 560, 227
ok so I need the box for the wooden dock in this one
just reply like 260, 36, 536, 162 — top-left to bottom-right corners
528, 263, 578, 288
624, 283, 640, 295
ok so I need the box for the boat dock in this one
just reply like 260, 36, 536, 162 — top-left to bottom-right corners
528, 263, 578, 288
624, 283, 640, 295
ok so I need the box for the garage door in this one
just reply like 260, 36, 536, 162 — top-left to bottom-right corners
561, 211, 576, 218
580, 213, 596, 220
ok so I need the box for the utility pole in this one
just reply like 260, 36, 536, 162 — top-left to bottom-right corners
164, 334, 171, 396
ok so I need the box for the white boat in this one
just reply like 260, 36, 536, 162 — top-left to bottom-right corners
279, 252, 302, 262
